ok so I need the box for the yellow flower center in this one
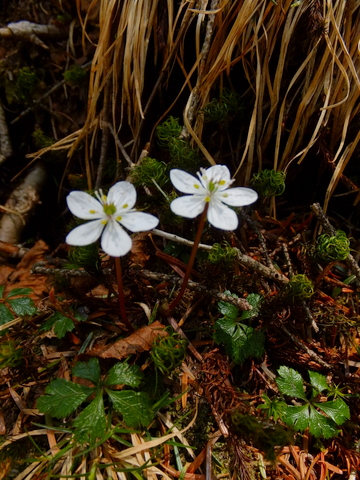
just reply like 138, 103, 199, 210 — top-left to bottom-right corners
103, 204, 117, 216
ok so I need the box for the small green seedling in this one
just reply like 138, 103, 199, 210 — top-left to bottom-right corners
259, 366, 350, 439
213, 292, 264, 364
37, 358, 163, 445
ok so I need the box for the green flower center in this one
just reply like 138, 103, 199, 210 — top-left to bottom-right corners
103, 203, 117, 216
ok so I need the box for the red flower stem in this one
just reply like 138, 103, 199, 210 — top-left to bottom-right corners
114, 256, 134, 332
166, 203, 208, 314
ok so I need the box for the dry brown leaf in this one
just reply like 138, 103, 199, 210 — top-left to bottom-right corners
91, 320, 167, 360
3, 240, 49, 299
129, 232, 151, 267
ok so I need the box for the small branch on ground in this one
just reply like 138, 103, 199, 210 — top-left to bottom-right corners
0, 21, 63, 49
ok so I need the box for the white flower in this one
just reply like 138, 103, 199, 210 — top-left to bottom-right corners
65, 181, 159, 257
169, 165, 258, 230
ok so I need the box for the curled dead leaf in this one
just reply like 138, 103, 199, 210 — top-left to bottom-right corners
90, 320, 168, 360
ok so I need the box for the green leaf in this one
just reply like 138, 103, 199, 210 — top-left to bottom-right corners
240, 293, 262, 320
308, 406, 339, 439
314, 399, 350, 425
257, 394, 287, 422
308, 371, 329, 394
8, 297, 37, 316
37, 378, 93, 418
6, 287, 33, 298
217, 301, 239, 321
72, 358, 101, 385
276, 366, 306, 400
282, 404, 310, 432
105, 362, 143, 388
73, 392, 107, 445
213, 318, 264, 364
0, 285, 4, 298
107, 390, 153, 427
0, 304, 14, 324
40, 311, 74, 339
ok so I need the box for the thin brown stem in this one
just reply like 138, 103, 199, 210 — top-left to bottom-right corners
166, 204, 209, 315
114, 256, 134, 332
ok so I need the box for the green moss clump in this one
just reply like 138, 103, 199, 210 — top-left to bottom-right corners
208, 243, 237, 268
66, 244, 100, 272
251, 169, 286, 197
156, 116, 182, 148
203, 88, 243, 123
287, 274, 314, 300
151, 328, 187, 374
63, 65, 87, 85
32, 128, 54, 149
316, 230, 350, 262
0, 341, 23, 368
131, 157, 169, 189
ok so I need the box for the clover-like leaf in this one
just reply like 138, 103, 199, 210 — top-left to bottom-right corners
0, 304, 14, 325
6, 288, 33, 298
105, 362, 143, 388
72, 357, 101, 385
276, 366, 306, 400
314, 399, 350, 425
37, 378, 93, 418
107, 390, 153, 427
7, 297, 37, 316
40, 311, 75, 339
217, 301, 239, 321
73, 392, 107, 445
308, 371, 329, 394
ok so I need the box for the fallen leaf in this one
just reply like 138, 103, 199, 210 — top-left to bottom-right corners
129, 232, 151, 267
4, 240, 49, 299
91, 320, 168, 360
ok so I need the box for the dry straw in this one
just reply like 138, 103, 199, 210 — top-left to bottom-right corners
27, 0, 360, 210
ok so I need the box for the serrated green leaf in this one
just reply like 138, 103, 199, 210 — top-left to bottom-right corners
37, 378, 93, 418
217, 301, 239, 321
314, 399, 350, 425
308, 406, 339, 438
72, 358, 101, 385
105, 362, 143, 387
54, 316, 75, 339
40, 311, 74, 339
308, 371, 329, 393
0, 286, 4, 298
282, 404, 310, 431
276, 366, 306, 400
8, 297, 36, 316
240, 293, 262, 320
213, 318, 264, 364
6, 288, 33, 298
0, 304, 14, 324
107, 390, 153, 427
257, 394, 287, 422
73, 392, 107, 445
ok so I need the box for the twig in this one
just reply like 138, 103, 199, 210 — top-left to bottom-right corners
311, 203, 360, 282
281, 326, 331, 369
152, 229, 289, 284
131, 268, 252, 311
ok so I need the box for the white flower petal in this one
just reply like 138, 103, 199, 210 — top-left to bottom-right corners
66, 220, 104, 246
216, 187, 258, 207
170, 169, 207, 194
120, 211, 159, 232
206, 165, 231, 185
101, 220, 132, 257
67, 191, 104, 219
208, 199, 238, 230
170, 195, 207, 218
108, 181, 137, 211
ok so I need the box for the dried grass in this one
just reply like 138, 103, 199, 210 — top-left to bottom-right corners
28, 0, 360, 209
